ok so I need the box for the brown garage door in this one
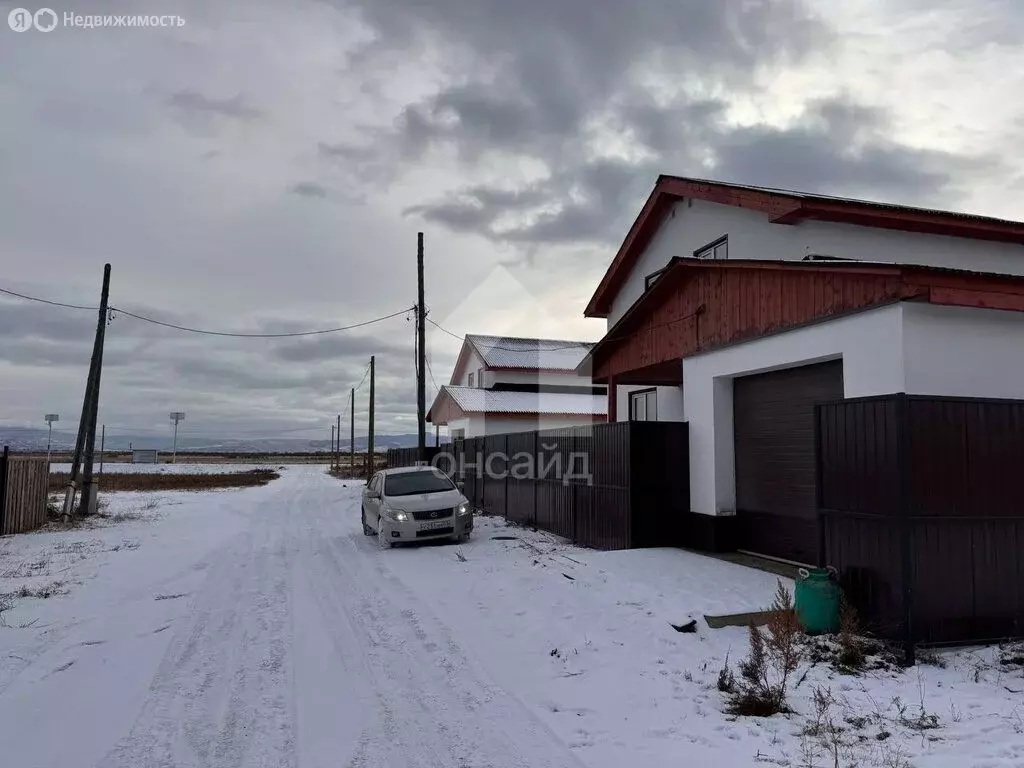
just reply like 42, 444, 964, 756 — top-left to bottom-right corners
733, 360, 844, 565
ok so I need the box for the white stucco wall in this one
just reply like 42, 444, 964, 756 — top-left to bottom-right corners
682, 304, 906, 517
902, 303, 1024, 399
452, 347, 487, 387
615, 384, 685, 422
608, 198, 1024, 327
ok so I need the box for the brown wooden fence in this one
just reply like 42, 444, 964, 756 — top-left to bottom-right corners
0, 450, 50, 535
817, 394, 1024, 657
391, 422, 689, 551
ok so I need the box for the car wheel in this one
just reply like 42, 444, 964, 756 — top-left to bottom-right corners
361, 507, 373, 536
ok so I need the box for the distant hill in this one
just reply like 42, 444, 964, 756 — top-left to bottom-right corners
0, 426, 426, 454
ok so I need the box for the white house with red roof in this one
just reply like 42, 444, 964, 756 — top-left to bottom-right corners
578, 175, 1024, 564
427, 334, 607, 439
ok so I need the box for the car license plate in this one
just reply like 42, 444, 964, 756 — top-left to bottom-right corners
419, 521, 450, 531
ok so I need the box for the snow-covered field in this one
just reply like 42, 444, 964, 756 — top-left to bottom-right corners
2, 466, 1023, 767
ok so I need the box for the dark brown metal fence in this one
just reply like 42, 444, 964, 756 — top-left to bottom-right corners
817, 394, 1024, 657
390, 422, 689, 551
384, 446, 442, 470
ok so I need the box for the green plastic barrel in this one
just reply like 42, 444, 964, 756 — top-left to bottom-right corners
794, 567, 840, 635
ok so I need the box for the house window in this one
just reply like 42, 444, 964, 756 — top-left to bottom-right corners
695, 236, 728, 260
478, 368, 483, 388
468, 372, 474, 387
630, 389, 658, 421
644, 268, 666, 291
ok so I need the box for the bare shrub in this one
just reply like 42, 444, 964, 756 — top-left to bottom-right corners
728, 581, 802, 717
717, 652, 736, 693
836, 599, 867, 673
0, 594, 13, 627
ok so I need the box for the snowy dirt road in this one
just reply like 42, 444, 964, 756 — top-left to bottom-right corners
1, 468, 589, 768
5, 466, 1024, 768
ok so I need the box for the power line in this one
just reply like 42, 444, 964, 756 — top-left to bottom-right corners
108, 306, 414, 338
1, 283, 415, 338
0, 286, 97, 311
425, 355, 441, 395
353, 360, 372, 394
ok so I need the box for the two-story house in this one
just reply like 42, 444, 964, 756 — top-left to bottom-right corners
427, 334, 607, 439
578, 175, 1024, 564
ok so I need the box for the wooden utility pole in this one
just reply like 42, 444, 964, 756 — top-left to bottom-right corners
367, 355, 375, 478
336, 413, 341, 469
435, 424, 439, 447
416, 232, 427, 463
331, 424, 336, 469
349, 388, 355, 476
99, 424, 105, 475
64, 263, 111, 519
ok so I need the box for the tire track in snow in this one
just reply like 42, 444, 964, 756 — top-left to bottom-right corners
298, 505, 590, 768
96, 484, 298, 768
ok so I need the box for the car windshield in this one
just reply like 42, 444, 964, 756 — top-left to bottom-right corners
384, 470, 455, 497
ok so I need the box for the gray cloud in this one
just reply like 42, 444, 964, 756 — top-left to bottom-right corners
167, 91, 263, 121
3, 0, 1022, 439
290, 181, 329, 199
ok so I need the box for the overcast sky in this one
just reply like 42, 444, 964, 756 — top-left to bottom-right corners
1, 0, 1022, 440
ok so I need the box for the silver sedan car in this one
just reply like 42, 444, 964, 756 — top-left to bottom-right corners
361, 466, 473, 548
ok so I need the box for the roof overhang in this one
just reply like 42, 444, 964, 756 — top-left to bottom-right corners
584, 175, 1024, 319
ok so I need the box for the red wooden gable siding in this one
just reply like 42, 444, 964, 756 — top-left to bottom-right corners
589, 259, 1024, 383
593, 265, 902, 381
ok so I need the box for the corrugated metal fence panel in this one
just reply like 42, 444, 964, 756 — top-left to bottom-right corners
905, 397, 1024, 643
505, 431, 537, 525
2, 457, 49, 535
817, 398, 906, 636
385, 446, 441, 469
818, 395, 1024, 646
535, 428, 576, 540
482, 435, 508, 517
576, 421, 631, 550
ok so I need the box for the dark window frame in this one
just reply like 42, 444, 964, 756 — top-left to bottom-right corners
644, 267, 667, 291
629, 387, 658, 422
468, 372, 474, 387
694, 235, 728, 260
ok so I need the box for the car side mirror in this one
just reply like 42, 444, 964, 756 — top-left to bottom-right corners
456, 481, 465, 491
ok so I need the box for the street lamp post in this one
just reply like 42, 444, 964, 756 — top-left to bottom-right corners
44, 414, 59, 469
169, 412, 186, 464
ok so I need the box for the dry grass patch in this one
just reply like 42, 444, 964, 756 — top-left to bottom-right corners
48, 468, 279, 493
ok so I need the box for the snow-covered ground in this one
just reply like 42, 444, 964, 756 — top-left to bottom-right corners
2, 465, 1023, 767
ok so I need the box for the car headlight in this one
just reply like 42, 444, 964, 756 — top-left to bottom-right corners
456, 502, 471, 516
392, 510, 410, 522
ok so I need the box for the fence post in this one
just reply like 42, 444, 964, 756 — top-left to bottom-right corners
532, 431, 538, 527
896, 394, 916, 667
0, 445, 9, 536
503, 435, 509, 520
815, 404, 826, 568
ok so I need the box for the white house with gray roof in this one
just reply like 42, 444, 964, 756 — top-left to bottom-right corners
427, 334, 607, 439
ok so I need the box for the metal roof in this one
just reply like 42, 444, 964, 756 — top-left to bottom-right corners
431, 385, 606, 419
466, 334, 594, 371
